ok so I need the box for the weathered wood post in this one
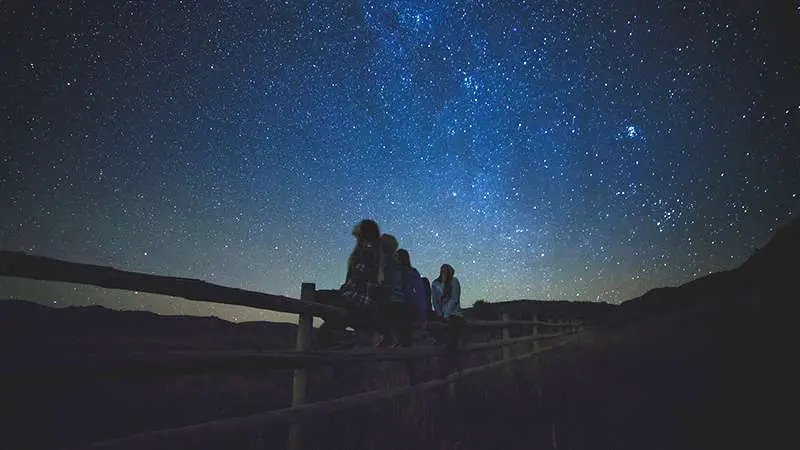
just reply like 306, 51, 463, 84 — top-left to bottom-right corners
287, 282, 315, 450
445, 320, 460, 400
501, 312, 512, 361
500, 312, 514, 379
531, 313, 543, 400
446, 371, 457, 400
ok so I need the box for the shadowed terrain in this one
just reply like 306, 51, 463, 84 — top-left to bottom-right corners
0, 216, 796, 450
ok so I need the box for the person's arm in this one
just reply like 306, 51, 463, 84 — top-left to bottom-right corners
430, 282, 442, 314
443, 278, 461, 317
414, 275, 428, 323
402, 268, 415, 300
451, 277, 461, 309
349, 245, 378, 284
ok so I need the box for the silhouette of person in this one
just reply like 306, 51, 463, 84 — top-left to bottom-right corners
318, 219, 382, 346
431, 263, 464, 349
396, 248, 426, 346
374, 233, 405, 347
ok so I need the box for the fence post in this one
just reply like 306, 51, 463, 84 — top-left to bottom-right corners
501, 312, 511, 360
287, 282, 315, 450
445, 320, 460, 400
531, 313, 543, 399
446, 375, 457, 400
501, 312, 514, 380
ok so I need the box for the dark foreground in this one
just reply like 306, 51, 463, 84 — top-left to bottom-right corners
0, 288, 792, 450
5, 218, 797, 449
304, 289, 794, 450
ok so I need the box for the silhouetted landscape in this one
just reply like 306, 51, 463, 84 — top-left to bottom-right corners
2, 0, 796, 448
0, 216, 795, 449
0, 301, 300, 352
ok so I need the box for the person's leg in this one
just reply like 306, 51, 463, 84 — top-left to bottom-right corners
430, 313, 447, 345
338, 303, 382, 347
318, 288, 366, 345
383, 302, 402, 348
318, 290, 346, 331
399, 303, 414, 347
344, 307, 373, 346
446, 315, 464, 350
317, 320, 336, 344
371, 301, 392, 347
317, 315, 349, 347
439, 315, 463, 375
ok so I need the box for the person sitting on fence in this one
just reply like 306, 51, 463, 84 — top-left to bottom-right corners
419, 274, 440, 344
396, 248, 427, 344
420, 275, 433, 320
318, 219, 383, 346
373, 233, 406, 348
431, 263, 465, 349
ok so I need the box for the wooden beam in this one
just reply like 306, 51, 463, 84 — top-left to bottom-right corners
462, 332, 564, 352
0, 347, 449, 383
501, 312, 512, 361
2, 333, 573, 384
0, 251, 347, 320
287, 284, 315, 450
0, 251, 582, 331
77, 337, 578, 450
457, 319, 583, 329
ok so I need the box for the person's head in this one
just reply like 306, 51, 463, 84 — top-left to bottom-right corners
439, 263, 454, 282
380, 233, 398, 253
353, 219, 380, 244
397, 248, 410, 267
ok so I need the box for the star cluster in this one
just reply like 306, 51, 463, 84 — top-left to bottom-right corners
1, 1, 797, 322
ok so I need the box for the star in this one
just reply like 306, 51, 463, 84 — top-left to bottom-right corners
0, 0, 796, 320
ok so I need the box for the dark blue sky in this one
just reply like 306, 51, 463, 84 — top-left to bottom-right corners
1, 1, 797, 322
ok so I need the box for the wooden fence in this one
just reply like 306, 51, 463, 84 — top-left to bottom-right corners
0, 251, 583, 450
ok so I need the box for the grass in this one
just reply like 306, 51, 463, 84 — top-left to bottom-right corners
4, 292, 794, 450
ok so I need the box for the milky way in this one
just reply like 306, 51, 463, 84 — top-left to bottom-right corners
1, 1, 797, 322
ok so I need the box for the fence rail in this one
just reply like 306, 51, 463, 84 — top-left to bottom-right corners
2, 333, 570, 383
0, 251, 347, 319
0, 251, 583, 450
80, 338, 576, 450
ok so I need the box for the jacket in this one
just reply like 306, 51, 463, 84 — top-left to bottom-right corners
402, 266, 428, 321
431, 276, 462, 318
382, 251, 405, 303
339, 241, 382, 308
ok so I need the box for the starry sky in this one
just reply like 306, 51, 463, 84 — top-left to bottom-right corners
1, 1, 798, 323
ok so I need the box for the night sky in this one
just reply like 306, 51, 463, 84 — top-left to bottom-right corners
1, 1, 797, 323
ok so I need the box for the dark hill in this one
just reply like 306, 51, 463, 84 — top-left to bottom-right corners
463, 298, 616, 323
518, 216, 799, 449
0, 299, 299, 352
450, 217, 798, 449
737, 213, 798, 288
611, 215, 798, 324
0, 216, 796, 450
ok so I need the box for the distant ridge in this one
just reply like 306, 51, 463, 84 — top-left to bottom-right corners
2, 215, 795, 341
468, 215, 798, 326
0, 299, 299, 351
464, 298, 615, 323
737, 214, 798, 287
613, 215, 798, 323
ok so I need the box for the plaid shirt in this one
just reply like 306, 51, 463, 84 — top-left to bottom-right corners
340, 241, 382, 308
